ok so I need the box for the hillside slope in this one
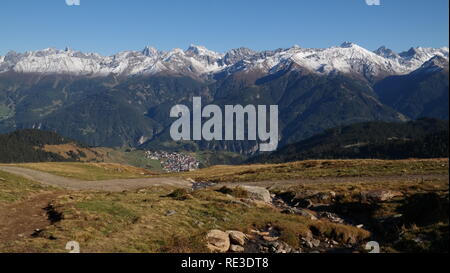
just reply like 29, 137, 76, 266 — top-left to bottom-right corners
375, 56, 449, 120
0, 129, 86, 163
249, 118, 449, 164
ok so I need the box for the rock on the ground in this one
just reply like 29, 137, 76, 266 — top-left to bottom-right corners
240, 186, 272, 203
206, 230, 230, 253
318, 212, 345, 224
361, 190, 403, 202
227, 230, 247, 246
311, 239, 321, 248
270, 241, 293, 253
296, 208, 318, 220
165, 210, 177, 216
229, 245, 245, 253
263, 236, 280, 242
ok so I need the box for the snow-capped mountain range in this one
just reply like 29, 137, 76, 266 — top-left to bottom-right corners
0, 43, 448, 80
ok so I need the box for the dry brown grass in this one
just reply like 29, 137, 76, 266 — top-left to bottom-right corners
41, 144, 110, 161
0, 185, 371, 253
180, 158, 449, 183
6, 162, 157, 181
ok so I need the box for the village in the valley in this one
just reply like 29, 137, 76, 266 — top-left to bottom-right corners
144, 150, 200, 173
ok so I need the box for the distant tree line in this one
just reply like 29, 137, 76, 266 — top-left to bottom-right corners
0, 129, 83, 163
249, 118, 449, 164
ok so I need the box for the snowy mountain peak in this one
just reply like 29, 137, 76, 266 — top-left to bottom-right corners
340, 42, 357, 48
416, 55, 449, 74
0, 43, 448, 80
185, 45, 224, 61
374, 46, 399, 59
187, 44, 215, 55
142, 46, 158, 57
400, 47, 420, 58
223, 47, 257, 65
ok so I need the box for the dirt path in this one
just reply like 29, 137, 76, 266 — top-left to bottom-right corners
0, 192, 60, 244
1, 166, 447, 192
0, 166, 192, 192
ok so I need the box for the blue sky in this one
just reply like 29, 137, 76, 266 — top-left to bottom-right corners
0, 0, 448, 56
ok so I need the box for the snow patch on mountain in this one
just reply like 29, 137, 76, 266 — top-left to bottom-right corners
0, 43, 448, 80
412, 55, 449, 75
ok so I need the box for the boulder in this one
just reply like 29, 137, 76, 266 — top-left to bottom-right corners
229, 245, 245, 253
206, 230, 230, 253
227, 230, 247, 246
240, 186, 272, 203
362, 190, 403, 202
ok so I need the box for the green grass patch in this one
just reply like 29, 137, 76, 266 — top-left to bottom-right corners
8, 162, 155, 181
0, 170, 49, 203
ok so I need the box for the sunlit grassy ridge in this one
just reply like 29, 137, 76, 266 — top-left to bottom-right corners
180, 159, 449, 183
4, 158, 448, 182
41, 145, 164, 172
4, 162, 156, 181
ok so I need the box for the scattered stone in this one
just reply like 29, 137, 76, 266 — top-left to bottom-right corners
302, 238, 314, 248
229, 245, 245, 253
227, 230, 247, 246
361, 190, 403, 202
263, 236, 280, 242
281, 208, 296, 215
267, 241, 292, 253
318, 212, 345, 224
165, 210, 177, 216
206, 230, 231, 253
311, 239, 321, 248
259, 246, 269, 252
253, 230, 270, 236
296, 209, 318, 220
305, 241, 313, 248
316, 192, 331, 201
193, 220, 204, 227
